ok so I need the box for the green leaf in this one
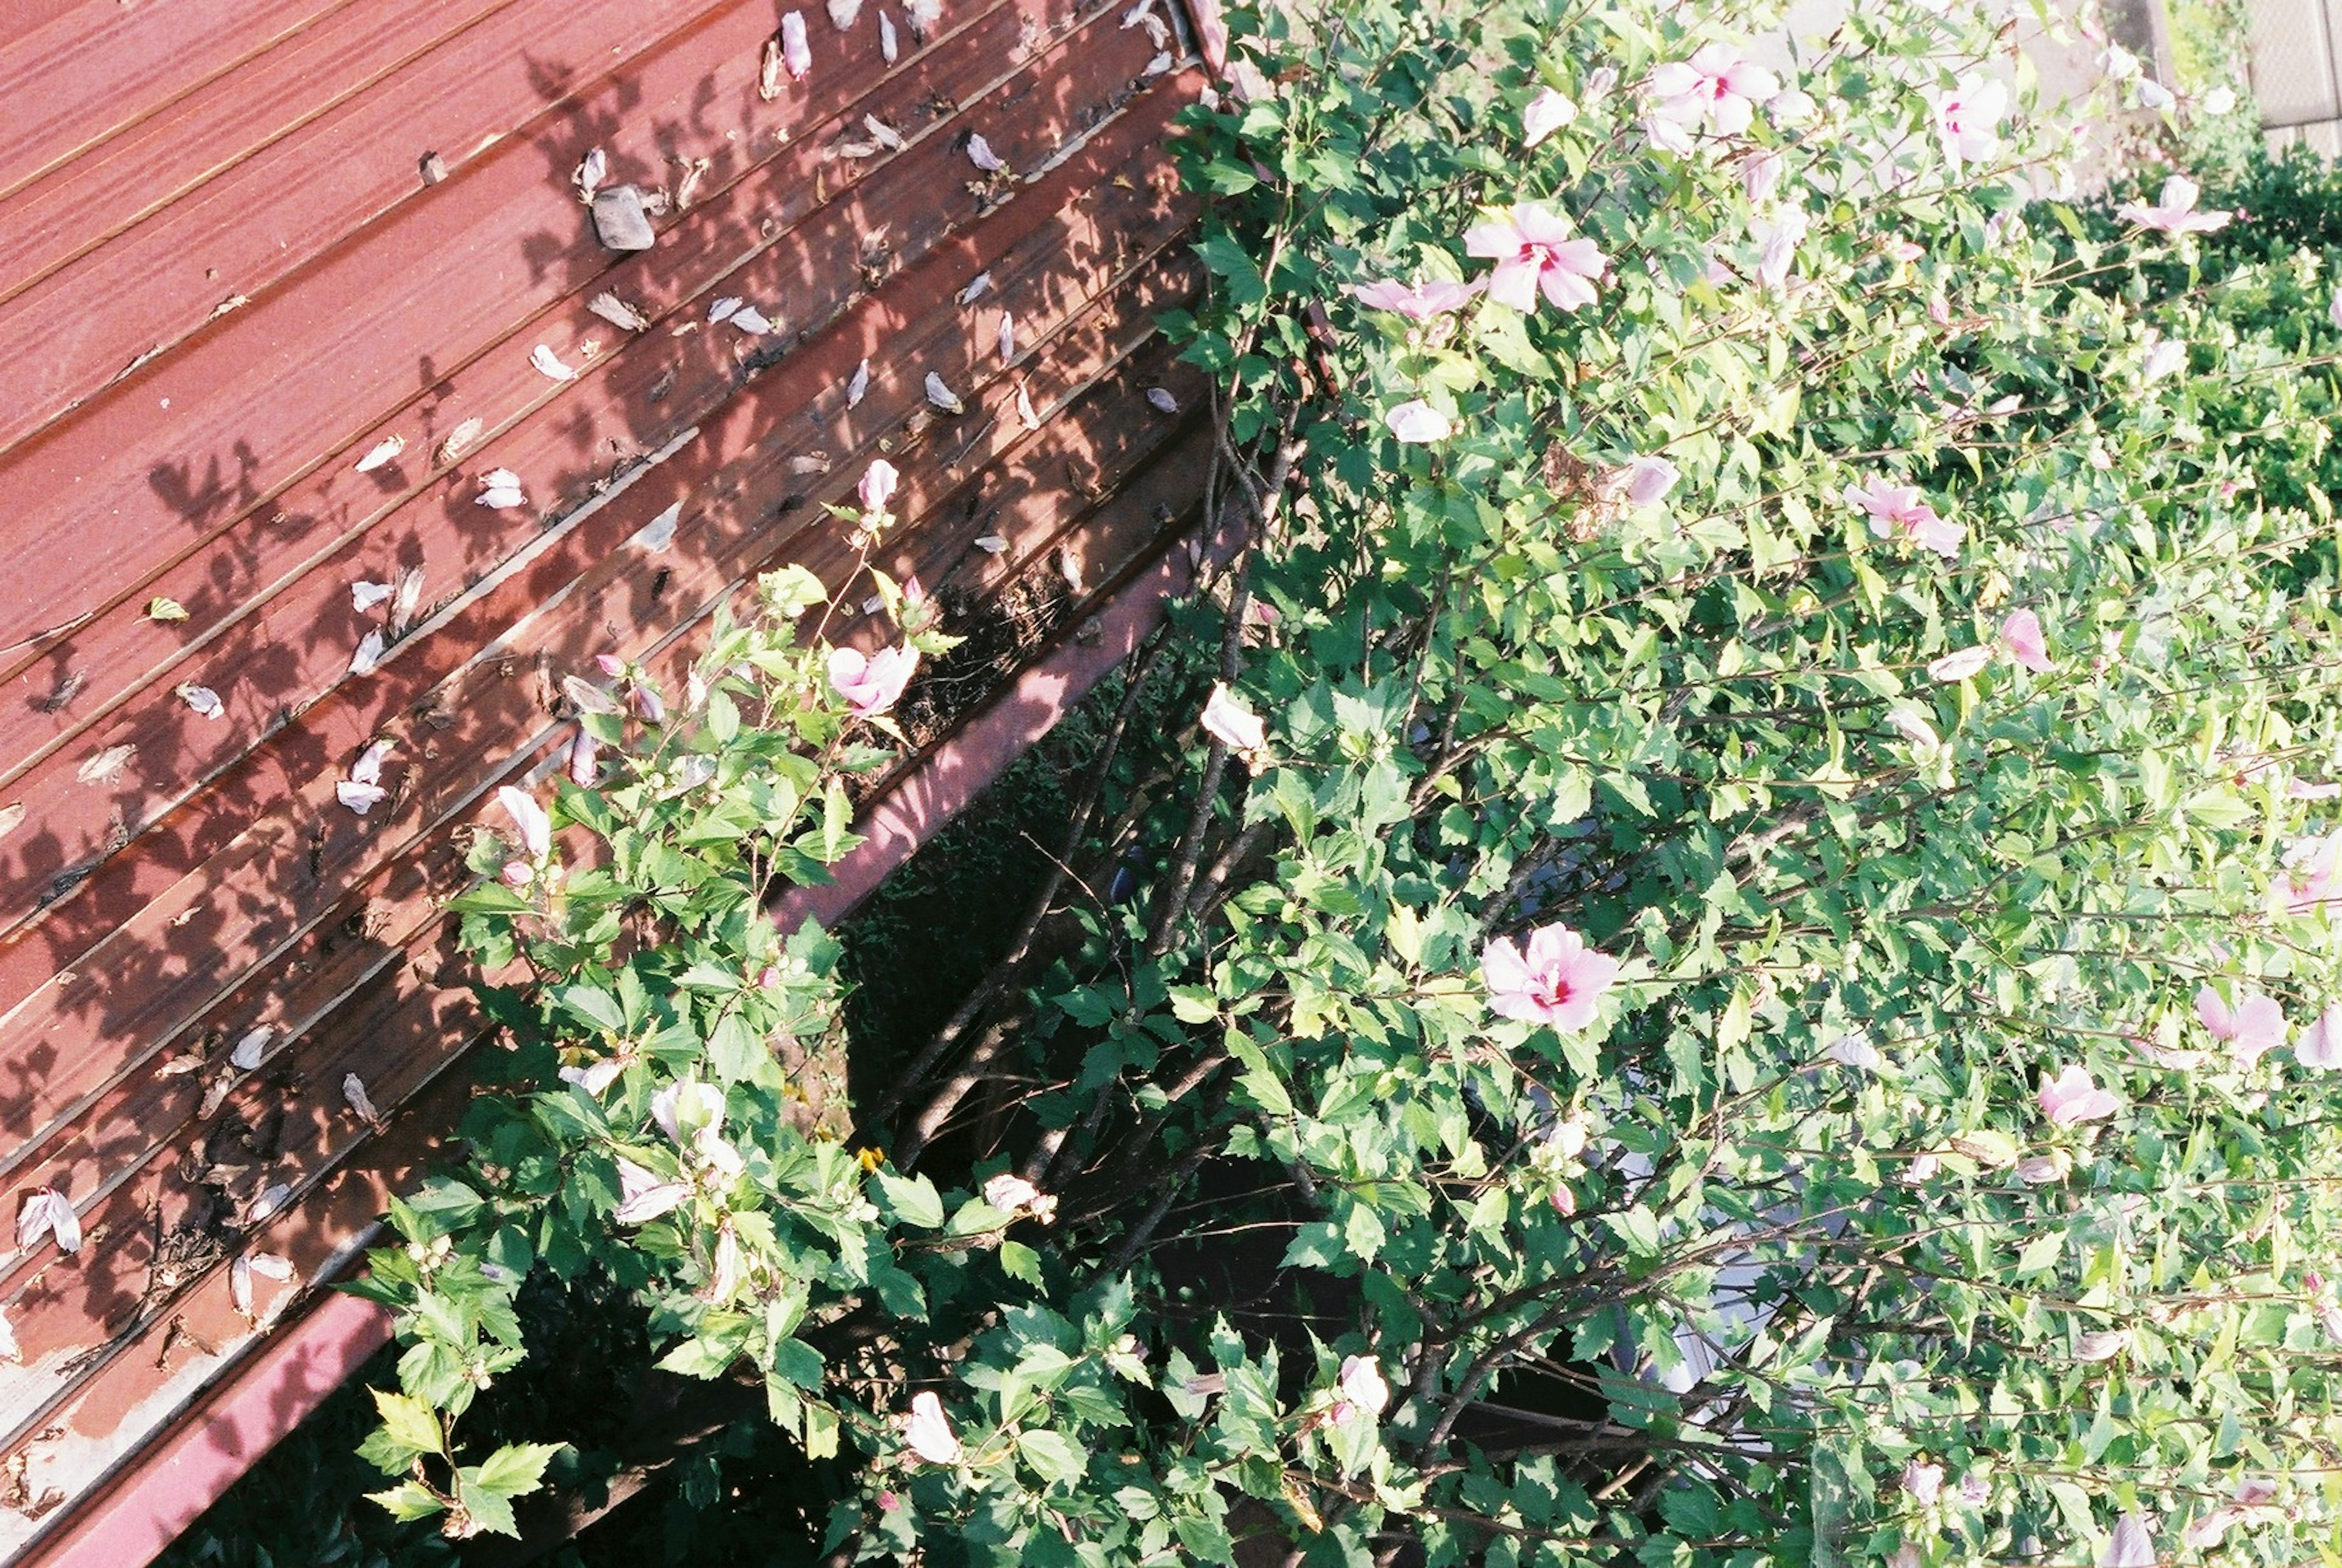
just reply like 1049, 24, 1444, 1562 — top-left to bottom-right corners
1017, 1427, 1089, 1488
875, 1170, 946, 1229
370, 1389, 445, 1458
471, 1442, 563, 1500
1000, 1239, 1042, 1286
367, 1482, 447, 1523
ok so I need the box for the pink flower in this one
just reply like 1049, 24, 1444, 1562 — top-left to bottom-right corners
1385, 399, 1453, 443
1931, 74, 2008, 165
1645, 45, 1780, 137
1739, 148, 1785, 206
2117, 174, 2232, 236
2038, 1064, 2121, 1125
2298, 1004, 2342, 1069
567, 729, 600, 786
1522, 87, 1578, 146
1464, 204, 1607, 313
828, 643, 919, 717
2196, 985, 2288, 1067
902, 1391, 962, 1464
1622, 456, 1679, 506
1997, 609, 2052, 672
614, 1159, 689, 1224
1483, 923, 1620, 1031
858, 458, 900, 512
1880, 237, 1924, 264
2100, 1513, 2157, 1568
1347, 276, 1484, 320
496, 784, 551, 859
1200, 684, 1266, 754
1844, 476, 1963, 556
1902, 1460, 1944, 1506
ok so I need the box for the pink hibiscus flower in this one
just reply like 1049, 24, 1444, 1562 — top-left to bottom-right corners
1844, 476, 1963, 556
1646, 45, 1780, 138
1998, 608, 2052, 672
2195, 984, 2288, 1067
1464, 204, 1608, 314
1347, 276, 1484, 320
828, 643, 919, 718
2117, 174, 2232, 236
2038, 1064, 2121, 1125
2299, 1004, 2342, 1069
1483, 923, 1620, 1031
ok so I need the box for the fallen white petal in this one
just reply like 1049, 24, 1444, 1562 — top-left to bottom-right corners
337, 780, 387, 815
248, 1252, 295, 1280
231, 1254, 253, 1317
730, 305, 774, 334
709, 296, 743, 325
573, 147, 608, 200
343, 1072, 381, 1124
476, 482, 526, 510
531, 343, 579, 381
354, 434, 406, 473
781, 10, 811, 79
1147, 387, 1180, 414
974, 534, 1007, 554
177, 683, 224, 719
0, 1308, 15, 1363
829, 0, 862, 24
390, 567, 424, 635
438, 416, 485, 464
634, 502, 681, 551
231, 1026, 273, 1070
245, 1183, 291, 1225
865, 113, 904, 149
879, 9, 898, 59
351, 579, 394, 612
925, 371, 964, 412
904, 0, 939, 37
349, 629, 385, 677
351, 739, 393, 786
965, 133, 1004, 173
77, 744, 134, 785
1014, 381, 1040, 429
1144, 49, 1171, 75
589, 292, 650, 332
998, 312, 1015, 362
956, 271, 992, 306
847, 358, 872, 407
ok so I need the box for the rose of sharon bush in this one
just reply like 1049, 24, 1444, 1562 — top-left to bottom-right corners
349, 0, 2342, 1561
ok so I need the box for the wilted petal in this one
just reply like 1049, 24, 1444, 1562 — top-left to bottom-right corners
343, 1072, 381, 1125
349, 630, 387, 677
1926, 645, 1991, 682
354, 434, 406, 473
966, 133, 1004, 172
1522, 87, 1577, 146
859, 459, 901, 512
177, 683, 224, 719
530, 344, 579, 382
614, 1159, 690, 1223
925, 371, 964, 413
2100, 1512, 2156, 1568
496, 784, 552, 858
1146, 386, 1180, 414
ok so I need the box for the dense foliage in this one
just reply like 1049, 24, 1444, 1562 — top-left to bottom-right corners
352, 1, 2342, 1563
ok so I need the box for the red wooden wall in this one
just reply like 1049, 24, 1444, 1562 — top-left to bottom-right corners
0, 0, 1206, 1553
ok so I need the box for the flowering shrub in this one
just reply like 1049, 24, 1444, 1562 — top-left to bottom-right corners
356, 0, 2342, 1561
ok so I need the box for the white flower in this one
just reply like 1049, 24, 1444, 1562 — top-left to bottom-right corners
1384, 399, 1452, 443
2201, 85, 2236, 116
2142, 335, 2186, 383
1200, 684, 1267, 755
1825, 1032, 1882, 1070
1926, 645, 1990, 682
1336, 1353, 1390, 1416
903, 1391, 963, 1463
984, 1173, 1040, 1211
1522, 87, 1577, 146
